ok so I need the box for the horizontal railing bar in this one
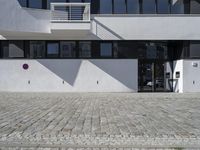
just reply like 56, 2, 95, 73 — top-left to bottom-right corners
51, 3, 90, 7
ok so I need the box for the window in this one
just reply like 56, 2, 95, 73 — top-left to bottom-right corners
190, 0, 200, 14
116, 41, 138, 58
100, 43, 112, 57
142, 0, 156, 14
30, 41, 45, 58
189, 41, 200, 58
79, 42, 91, 58
1, 41, 25, 58
171, 0, 184, 14
47, 0, 67, 9
60, 41, 76, 58
29, 0, 43, 9
146, 43, 158, 59
157, 0, 169, 14
47, 42, 59, 57
69, 0, 82, 2
100, 0, 112, 14
127, 0, 140, 14
114, 0, 126, 14
18, 0, 27, 7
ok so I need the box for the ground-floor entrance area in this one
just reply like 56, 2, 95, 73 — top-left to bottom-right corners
138, 60, 168, 92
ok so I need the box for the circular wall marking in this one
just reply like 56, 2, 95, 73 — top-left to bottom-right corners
23, 64, 29, 70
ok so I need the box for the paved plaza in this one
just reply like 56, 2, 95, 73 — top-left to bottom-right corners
0, 93, 200, 149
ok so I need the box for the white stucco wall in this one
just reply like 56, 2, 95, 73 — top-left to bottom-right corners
0, 59, 138, 92
182, 60, 200, 93
91, 16, 200, 40
172, 60, 184, 93
0, 0, 50, 33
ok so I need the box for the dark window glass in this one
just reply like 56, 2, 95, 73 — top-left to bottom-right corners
190, 41, 200, 58
84, 0, 91, 2
190, 0, 200, 14
138, 42, 168, 59
60, 41, 76, 58
100, 0, 112, 14
156, 43, 168, 59
157, 0, 169, 14
30, 41, 45, 58
29, 0, 43, 9
47, 42, 59, 57
116, 42, 138, 58
114, 0, 126, 14
79, 42, 91, 58
142, 0, 156, 14
69, 0, 82, 2
127, 0, 140, 14
47, 0, 67, 9
18, 0, 27, 7
2, 41, 24, 58
171, 0, 184, 14
100, 43, 112, 57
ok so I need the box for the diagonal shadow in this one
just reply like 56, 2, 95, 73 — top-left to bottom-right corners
93, 18, 124, 40
37, 60, 81, 86
90, 60, 136, 89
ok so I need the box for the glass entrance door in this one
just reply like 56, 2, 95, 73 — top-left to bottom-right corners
139, 61, 165, 92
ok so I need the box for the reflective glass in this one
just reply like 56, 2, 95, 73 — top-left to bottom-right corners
142, 0, 156, 14
127, 0, 140, 14
114, 0, 126, 14
100, 0, 112, 14
157, 0, 169, 14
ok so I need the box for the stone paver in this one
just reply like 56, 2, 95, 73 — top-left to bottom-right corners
0, 93, 200, 149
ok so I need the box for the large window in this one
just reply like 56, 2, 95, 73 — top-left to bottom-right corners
157, 0, 170, 14
18, 0, 28, 7
60, 41, 76, 58
29, 0, 43, 9
30, 41, 45, 58
100, 43, 112, 57
47, 42, 59, 58
100, 0, 112, 14
79, 42, 91, 58
142, 0, 156, 14
171, 0, 184, 14
1, 41, 25, 58
114, 0, 126, 14
190, 0, 200, 14
127, 0, 140, 14
189, 41, 200, 58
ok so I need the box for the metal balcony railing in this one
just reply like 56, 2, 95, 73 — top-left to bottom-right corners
51, 3, 90, 22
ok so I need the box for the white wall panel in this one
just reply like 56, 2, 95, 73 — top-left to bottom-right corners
0, 59, 138, 92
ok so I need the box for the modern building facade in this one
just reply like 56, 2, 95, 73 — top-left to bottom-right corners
0, 0, 200, 92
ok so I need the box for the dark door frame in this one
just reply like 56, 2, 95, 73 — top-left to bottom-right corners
138, 59, 167, 92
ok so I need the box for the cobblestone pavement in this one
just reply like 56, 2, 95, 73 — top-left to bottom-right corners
0, 93, 200, 149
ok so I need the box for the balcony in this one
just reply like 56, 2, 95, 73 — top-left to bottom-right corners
50, 3, 91, 37
51, 3, 90, 23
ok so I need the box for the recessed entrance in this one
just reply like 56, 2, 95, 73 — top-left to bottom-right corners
138, 60, 166, 92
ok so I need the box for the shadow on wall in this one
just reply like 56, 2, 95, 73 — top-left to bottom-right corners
37, 59, 82, 86
37, 59, 136, 89
92, 19, 124, 40
90, 60, 135, 89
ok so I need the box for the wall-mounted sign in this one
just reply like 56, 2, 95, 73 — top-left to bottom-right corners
176, 72, 180, 78
166, 72, 170, 79
23, 64, 29, 70
192, 62, 198, 67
